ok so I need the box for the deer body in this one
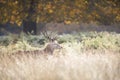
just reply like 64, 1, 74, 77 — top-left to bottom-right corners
43, 42, 62, 54
15, 42, 62, 56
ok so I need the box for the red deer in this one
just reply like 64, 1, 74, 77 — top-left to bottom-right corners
14, 30, 62, 56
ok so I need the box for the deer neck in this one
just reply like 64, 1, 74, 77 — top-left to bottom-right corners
43, 46, 53, 54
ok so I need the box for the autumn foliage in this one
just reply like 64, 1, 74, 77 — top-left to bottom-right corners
0, 0, 120, 25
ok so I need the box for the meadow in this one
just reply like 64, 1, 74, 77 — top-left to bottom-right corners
0, 31, 120, 80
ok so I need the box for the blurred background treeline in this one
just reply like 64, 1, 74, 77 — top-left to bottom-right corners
0, 0, 120, 35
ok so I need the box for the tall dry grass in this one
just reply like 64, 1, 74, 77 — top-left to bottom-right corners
0, 32, 120, 80
0, 49, 120, 80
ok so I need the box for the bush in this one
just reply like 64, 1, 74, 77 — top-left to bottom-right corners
0, 31, 119, 53
81, 32, 120, 51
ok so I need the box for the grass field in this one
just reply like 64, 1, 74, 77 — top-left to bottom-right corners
0, 31, 120, 80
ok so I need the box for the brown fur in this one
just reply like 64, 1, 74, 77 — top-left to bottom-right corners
14, 42, 62, 56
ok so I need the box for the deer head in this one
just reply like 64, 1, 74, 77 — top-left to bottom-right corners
41, 30, 62, 54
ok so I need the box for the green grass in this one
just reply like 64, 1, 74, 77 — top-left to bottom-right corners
0, 31, 120, 54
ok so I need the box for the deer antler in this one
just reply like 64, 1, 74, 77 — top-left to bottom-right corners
41, 29, 58, 42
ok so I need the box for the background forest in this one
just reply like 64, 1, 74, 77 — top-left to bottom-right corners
0, 0, 120, 34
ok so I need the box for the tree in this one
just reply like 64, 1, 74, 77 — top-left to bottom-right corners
0, 0, 37, 34
0, 0, 87, 34
86, 0, 120, 25
0, 0, 120, 34
21, 0, 38, 34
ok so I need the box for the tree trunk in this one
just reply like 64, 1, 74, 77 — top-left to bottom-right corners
23, 0, 37, 35
23, 20, 36, 35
